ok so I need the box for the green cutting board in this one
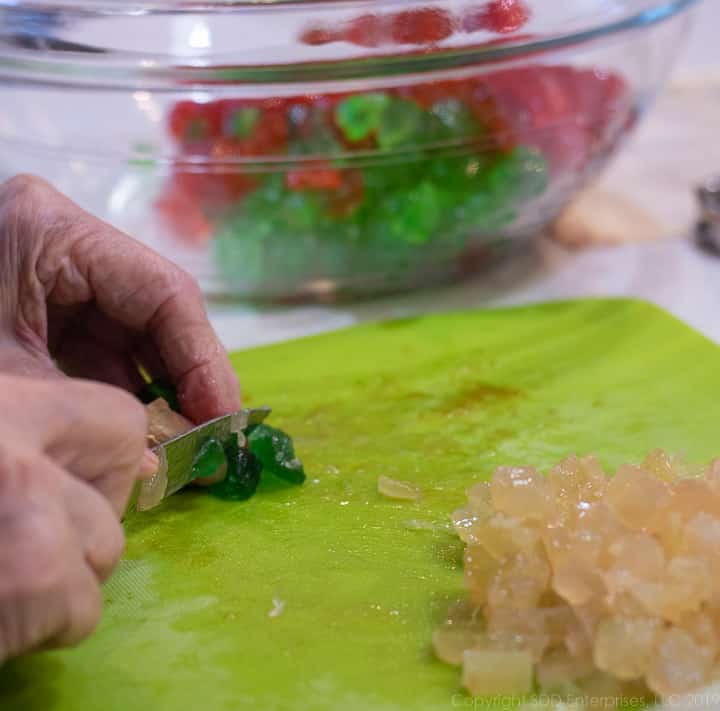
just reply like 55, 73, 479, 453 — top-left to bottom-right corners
3, 299, 720, 710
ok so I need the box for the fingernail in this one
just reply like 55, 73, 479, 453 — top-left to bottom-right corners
139, 448, 160, 479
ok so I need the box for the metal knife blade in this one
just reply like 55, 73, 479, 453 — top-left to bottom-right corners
126, 407, 271, 515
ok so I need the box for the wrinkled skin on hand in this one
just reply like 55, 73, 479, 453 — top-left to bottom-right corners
0, 174, 240, 421
0, 175, 241, 663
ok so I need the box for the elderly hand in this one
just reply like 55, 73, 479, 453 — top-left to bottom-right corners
0, 174, 240, 662
0, 174, 239, 421
0, 375, 150, 664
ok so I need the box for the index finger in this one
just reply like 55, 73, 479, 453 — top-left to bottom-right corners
16, 176, 241, 422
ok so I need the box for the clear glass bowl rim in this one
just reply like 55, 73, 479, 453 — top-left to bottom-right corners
0, 0, 701, 86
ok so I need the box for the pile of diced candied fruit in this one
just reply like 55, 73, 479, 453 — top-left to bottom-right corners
435, 451, 720, 702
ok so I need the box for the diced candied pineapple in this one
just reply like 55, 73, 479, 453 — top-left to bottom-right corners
487, 551, 551, 611
464, 545, 498, 606
432, 624, 485, 666
670, 478, 720, 520
573, 502, 628, 567
377, 475, 422, 501
536, 647, 594, 693
490, 467, 556, 523
486, 606, 550, 662
665, 557, 712, 619
683, 512, 720, 557
548, 455, 607, 517
679, 610, 719, 657
576, 671, 649, 703
646, 626, 714, 696
679, 511, 720, 579
706, 459, 720, 489
476, 513, 540, 561
462, 649, 533, 697
451, 506, 487, 545
466, 481, 493, 517
643, 448, 677, 482
593, 616, 660, 680
439, 449, 720, 702
606, 465, 671, 529
518, 701, 584, 711
552, 557, 604, 606
604, 533, 665, 595
540, 605, 579, 647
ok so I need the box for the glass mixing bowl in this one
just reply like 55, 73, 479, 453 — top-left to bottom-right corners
0, 0, 700, 301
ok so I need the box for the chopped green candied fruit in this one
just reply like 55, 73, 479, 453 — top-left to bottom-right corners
376, 97, 427, 150
335, 93, 391, 142
428, 99, 480, 139
247, 424, 306, 485
138, 379, 181, 413
228, 107, 260, 138
382, 181, 443, 245
483, 146, 548, 202
191, 438, 227, 480
209, 433, 263, 501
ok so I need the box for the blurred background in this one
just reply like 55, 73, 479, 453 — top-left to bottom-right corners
0, 0, 718, 343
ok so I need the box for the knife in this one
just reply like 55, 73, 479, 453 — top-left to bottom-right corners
125, 407, 271, 515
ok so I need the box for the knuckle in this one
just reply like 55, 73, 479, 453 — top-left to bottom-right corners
105, 385, 147, 432
0, 510, 68, 600
162, 262, 201, 303
0, 445, 59, 507
67, 379, 147, 435
67, 582, 102, 644
0, 173, 49, 199
93, 518, 125, 581
0, 174, 53, 215
176, 267, 202, 297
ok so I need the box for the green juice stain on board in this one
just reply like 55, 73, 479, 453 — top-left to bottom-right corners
3, 300, 720, 711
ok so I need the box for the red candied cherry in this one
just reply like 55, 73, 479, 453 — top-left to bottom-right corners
210, 140, 259, 198
255, 105, 290, 153
470, 92, 516, 151
218, 100, 261, 139
300, 24, 339, 46
344, 14, 388, 48
462, 0, 530, 34
285, 163, 344, 191
404, 78, 474, 109
216, 102, 288, 154
155, 179, 212, 246
326, 169, 364, 217
390, 7, 454, 45
168, 101, 221, 143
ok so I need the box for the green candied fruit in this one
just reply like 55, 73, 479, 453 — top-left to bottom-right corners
247, 424, 306, 485
290, 107, 342, 155
428, 99, 480, 139
191, 438, 227, 480
376, 97, 427, 150
209, 433, 263, 501
483, 147, 549, 203
383, 181, 443, 244
138, 379, 181, 413
426, 155, 487, 197
456, 193, 516, 232
283, 191, 325, 231
335, 93, 391, 143
228, 107, 260, 138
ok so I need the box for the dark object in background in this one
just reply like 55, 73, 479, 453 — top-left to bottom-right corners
696, 176, 720, 255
